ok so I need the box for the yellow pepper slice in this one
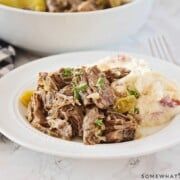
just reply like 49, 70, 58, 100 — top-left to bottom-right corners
109, 0, 129, 7
95, 0, 109, 9
0, 0, 46, 11
20, 90, 34, 107
114, 95, 137, 113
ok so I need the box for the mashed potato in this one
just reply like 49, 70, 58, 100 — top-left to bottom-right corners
99, 54, 180, 137
135, 72, 180, 127
98, 54, 150, 74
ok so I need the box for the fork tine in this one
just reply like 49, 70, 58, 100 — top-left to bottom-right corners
152, 37, 164, 60
148, 38, 155, 57
148, 37, 164, 60
148, 35, 177, 65
161, 35, 177, 65
156, 35, 171, 62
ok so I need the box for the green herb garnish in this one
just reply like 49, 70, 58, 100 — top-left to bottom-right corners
77, 83, 88, 92
134, 107, 140, 114
73, 83, 88, 100
95, 119, 104, 127
73, 87, 80, 100
127, 88, 140, 99
96, 77, 105, 89
63, 68, 73, 77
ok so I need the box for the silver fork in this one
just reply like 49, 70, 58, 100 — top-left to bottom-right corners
148, 35, 178, 65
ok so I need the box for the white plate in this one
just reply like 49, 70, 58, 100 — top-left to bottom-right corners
0, 51, 180, 159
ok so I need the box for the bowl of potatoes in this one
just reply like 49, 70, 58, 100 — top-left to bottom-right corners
0, 0, 154, 54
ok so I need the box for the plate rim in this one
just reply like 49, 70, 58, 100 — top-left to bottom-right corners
1, 50, 180, 159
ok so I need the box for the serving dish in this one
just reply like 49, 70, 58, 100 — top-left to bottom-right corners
0, 0, 131, 12
0, 0, 154, 55
0, 51, 180, 159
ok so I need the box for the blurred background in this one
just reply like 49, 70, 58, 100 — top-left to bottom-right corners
13, 0, 180, 66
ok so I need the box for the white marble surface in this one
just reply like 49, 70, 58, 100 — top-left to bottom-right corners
1, 0, 180, 179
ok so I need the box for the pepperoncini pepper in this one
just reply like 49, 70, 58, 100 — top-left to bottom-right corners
20, 90, 34, 107
109, 0, 129, 7
0, 0, 46, 11
114, 95, 137, 113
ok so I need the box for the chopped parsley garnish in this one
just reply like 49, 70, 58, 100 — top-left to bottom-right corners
95, 119, 104, 127
73, 87, 80, 100
77, 83, 88, 92
63, 68, 73, 77
96, 77, 105, 89
127, 88, 140, 99
134, 107, 140, 114
73, 83, 88, 100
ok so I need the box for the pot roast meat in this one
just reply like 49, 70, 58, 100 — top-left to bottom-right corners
27, 93, 73, 140
77, 1, 96, 11
49, 73, 66, 90
46, 0, 112, 12
46, 0, 70, 12
103, 67, 130, 83
46, 0, 82, 12
47, 102, 84, 137
39, 90, 56, 111
60, 105, 84, 137
60, 84, 73, 96
83, 107, 105, 145
86, 66, 116, 109
37, 72, 48, 90
104, 111, 138, 143
26, 63, 135, 145
38, 68, 74, 92
27, 92, 48, 127
40, 90, 75, 113
47, 118, 73, 140
72, 67, 92, 106
32, 119, 73, 140
38, 72, 66, 91
59, 68, 73, 84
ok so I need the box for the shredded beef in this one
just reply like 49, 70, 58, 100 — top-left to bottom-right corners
60, 84, 73, 96
27, 63, 138, 145
46, 0, 82, 12
103, 68, 130, 83
60, 105, 84, 137
46, 0, 108, 12
72, 68, 92, 106
27, 93, 48, 127
38, 72, 65, 91
83, 107, 105, 145
86, 66, 116, 109
47, 118, 73, 140
104, 111, 138, 143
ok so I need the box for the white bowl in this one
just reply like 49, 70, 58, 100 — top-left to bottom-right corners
0, 0, 154, 55
0, 51, 180, 159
